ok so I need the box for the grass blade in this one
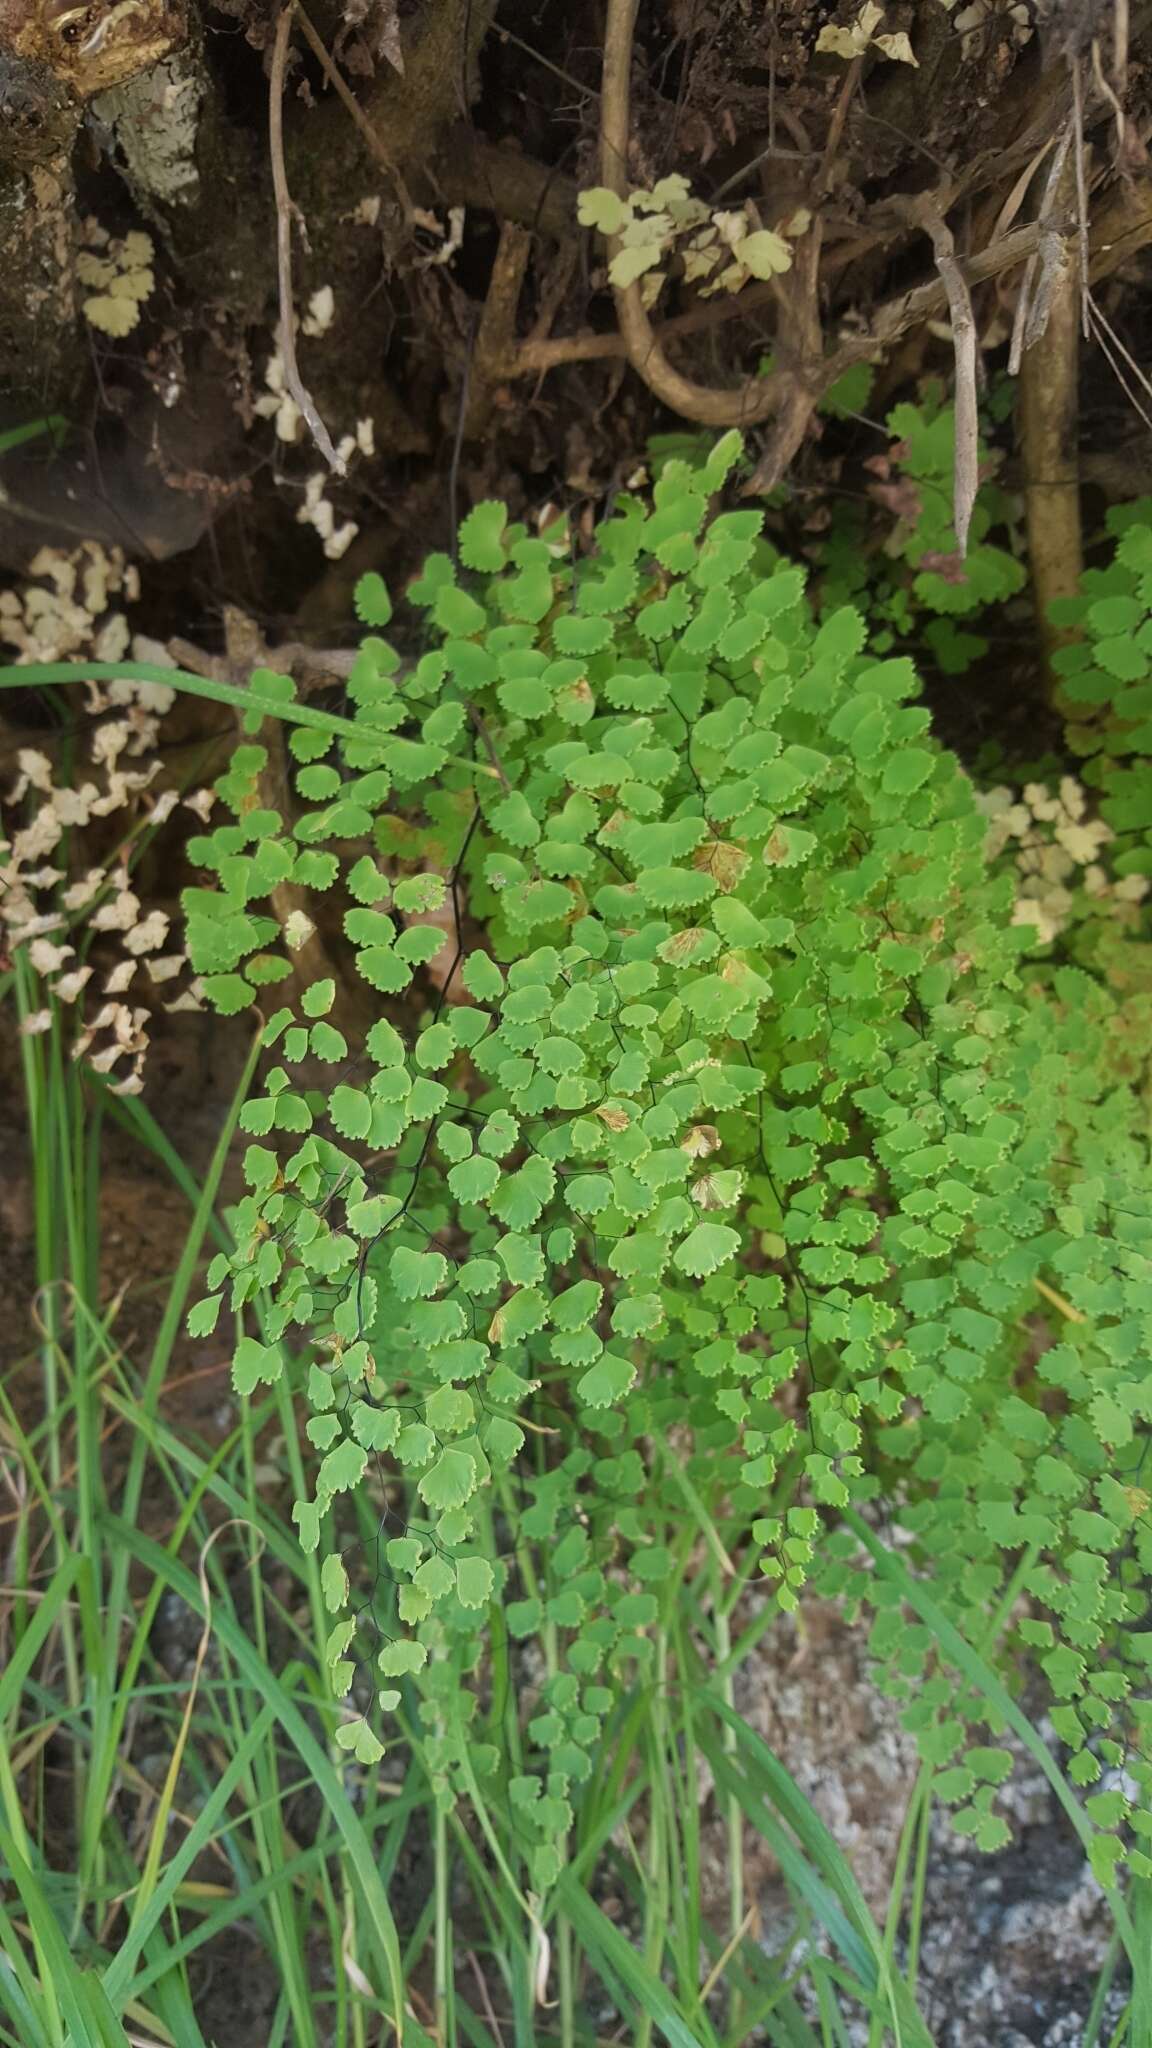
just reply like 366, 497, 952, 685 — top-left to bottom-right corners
696, 1734, 873, 1985
0, 1553, 80, 1729
0, 417, 67, 455
0, 664, 368, 745
0, 1830, 132, 2048
102, 1703, 278, 2001
97, 1517, 413, 2041
555, 1870, 714, 2048
89, 1081, 231, 1253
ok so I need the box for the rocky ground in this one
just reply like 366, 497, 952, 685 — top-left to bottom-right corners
731, 1600, 1121, 2045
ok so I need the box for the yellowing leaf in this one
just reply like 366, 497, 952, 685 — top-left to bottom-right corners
734, 231, 793, 280
816, 2, 915, 61
577, 187, 629, 235
595, 1103, 631, 1131
641, 175, 693, 210
76, 253, 116, 289
608, 244, 665, 288
321, 1552, 348, 1613
619, 211, 673, 248
121, 231, 155, 268
682, 1124, 721, 1159
693, 840, 749, 892
816, 0, 884, 55
816, 19, 867, 54
83, 294, 143, 337
683, 243, 720, 285
874, 30, 918, 61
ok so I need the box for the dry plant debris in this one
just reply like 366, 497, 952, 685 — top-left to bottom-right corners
976, 774, 1150, 945
0, 544, 210, 1093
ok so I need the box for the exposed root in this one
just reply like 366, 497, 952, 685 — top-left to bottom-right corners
463, 221, 532, 439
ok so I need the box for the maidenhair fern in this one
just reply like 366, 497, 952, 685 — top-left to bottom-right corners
186, 433, 1152, 1889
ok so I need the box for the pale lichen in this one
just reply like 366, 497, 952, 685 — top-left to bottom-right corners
92, 52, 206, 209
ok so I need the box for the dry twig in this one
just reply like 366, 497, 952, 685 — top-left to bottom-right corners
269, 3, 346, 476
818, 55, 862, 196
167, 631, 359, 692
1087, 291, 1152, 434
1070, 56, 1092, 338
1008, 122, 1075, 373
1113, 0, 1130, 88
912, 200, 979, 556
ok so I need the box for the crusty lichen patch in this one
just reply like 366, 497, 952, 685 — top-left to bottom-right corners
92, 50, 205, 209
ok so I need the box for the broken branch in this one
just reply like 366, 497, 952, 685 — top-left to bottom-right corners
269, 3, 345, 476
435, 129, 579, 239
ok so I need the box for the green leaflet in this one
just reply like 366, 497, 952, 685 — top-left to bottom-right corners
169, 438, 1152, 1890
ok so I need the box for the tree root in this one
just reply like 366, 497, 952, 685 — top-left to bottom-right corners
463, 222, 532, 440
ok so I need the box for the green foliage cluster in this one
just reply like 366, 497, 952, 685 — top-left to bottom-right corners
1054, 499, 1152, 833
185, 433, 1152, 1892
812, 383, 1026, 677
